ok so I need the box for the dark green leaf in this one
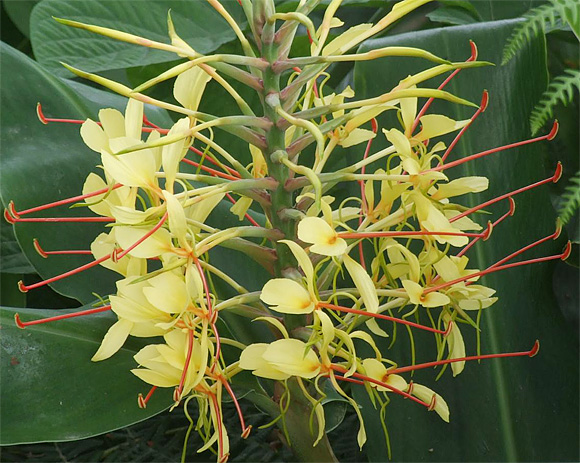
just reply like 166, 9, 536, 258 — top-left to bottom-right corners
30, 0, 247, 77
353, 19, 579, 462
2, 0, 39, 38
427, 6, 479, 26
0, 42, 172, 304
0, 217, 35, 274
0, 305, 172, 445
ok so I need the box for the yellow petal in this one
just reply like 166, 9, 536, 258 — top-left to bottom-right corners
99, 108, 125, 139
239, 343, 290, 380
412, 383, 450, 422
279, 239, 314, 283
143, 272, 190, 314
162, 190, 189, 246
432, 176, 489, 200
260, 278, 315, 314
444, 313, 465, 376
174, 66, 211, 111
262, 339, 321, 379
383, 128, 413, 158
114, 225, 172, 258
91, 318, 133, 361
80, 119, 108, 152
162, 117, 191, 192
230, 196, 253, 220
399, 92, 417, 135
101, 149, 157, 189
344, 255, 378, 312
339, 128, 376, 148
298, 216, 346, 256
415, 115, 469, 142
124, 99, 144, 140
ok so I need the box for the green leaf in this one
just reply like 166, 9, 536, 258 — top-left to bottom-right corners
30, 0, 247, 77
2, 0, 40, 38
427, 5, 480, 26
0, 305, 173, 445
0, 42, 173, 304
353, 19, 579, 462
0, 217, 35, 274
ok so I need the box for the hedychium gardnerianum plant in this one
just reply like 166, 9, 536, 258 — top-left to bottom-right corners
5, 0, 571, 461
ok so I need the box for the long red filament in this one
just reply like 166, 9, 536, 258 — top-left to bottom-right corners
7, 184, 122, 218
430, 120, 559, 173
8, 216, 113, 223
138, 386, 158, 408
18, 213, 168, 292
317, 302, 452, 335
207, 390, 226, 462
450, 164, 561, 223
456, 197, 515, 258
176, 328, 195, 402
193, 258, 222, 364
485, 226, 562, 272
424, 242, 570, 295
387, 340, 540, 375
221, 377, 249, 435
439, 90, 489, 166
410, 41, 478, 134
330, 365, 430, 408
339, 227, 491, 240
33, 239, 93, 257
181, 157, 240, 180
15, 304, 111, 328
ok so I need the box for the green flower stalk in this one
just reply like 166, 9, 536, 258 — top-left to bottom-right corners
5, 0, 570, 461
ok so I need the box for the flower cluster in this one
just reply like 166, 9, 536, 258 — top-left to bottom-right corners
7, 0, 568, 461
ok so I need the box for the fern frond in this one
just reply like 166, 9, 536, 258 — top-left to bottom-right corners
530, 69, 580, 134
502, 0, 576, 65
559, 170, 580, 225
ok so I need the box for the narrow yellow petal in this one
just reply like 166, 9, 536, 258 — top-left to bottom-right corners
91, 318, 133, 361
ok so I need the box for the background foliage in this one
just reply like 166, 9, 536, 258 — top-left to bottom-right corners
1, 1, 578, 461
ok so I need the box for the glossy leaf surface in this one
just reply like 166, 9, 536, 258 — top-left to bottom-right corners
0, 306, 173, 445
30, 0, 246, 77
352, 19, 579, 462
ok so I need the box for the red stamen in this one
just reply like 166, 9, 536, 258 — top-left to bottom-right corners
19, 213, 168, 292
439, 91, 489, 166
339, 229, 490, 239
181, 158, 240, 180
386, 340, 540, 375
411, 41, 478, 134
449, 164, 561, 223
221, 376, 250, 436
138, 386, 158, 408
8, 184, 122, 217
8, 216, 113, 223
424, 242, 570, 295
224, 193, 261, 227
15, 305, 111, 328
317, 302, 452, 336
193, 258, 222, 365
187, 145, 241, 178
330, 366, 431, 408
33, 239, 93, 257
456, 197, 515, 258
430, 120, 559, 173
207, 390, 227, 462
485, 224, 562, 271
37, 103, 162, 133
175, 328, 195, 403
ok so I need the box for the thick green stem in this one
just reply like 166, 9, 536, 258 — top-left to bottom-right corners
280, 379, 338, 463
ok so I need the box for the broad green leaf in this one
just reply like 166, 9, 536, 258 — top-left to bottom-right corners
353, 19, 579, 462
0, 306, 173, 445
472, 0, 544, 21
2, 0, 40, 38
0, 217, 34, 274
427, 5, 479, 25
0, 42, 173, 304
30, 0, 247, 77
